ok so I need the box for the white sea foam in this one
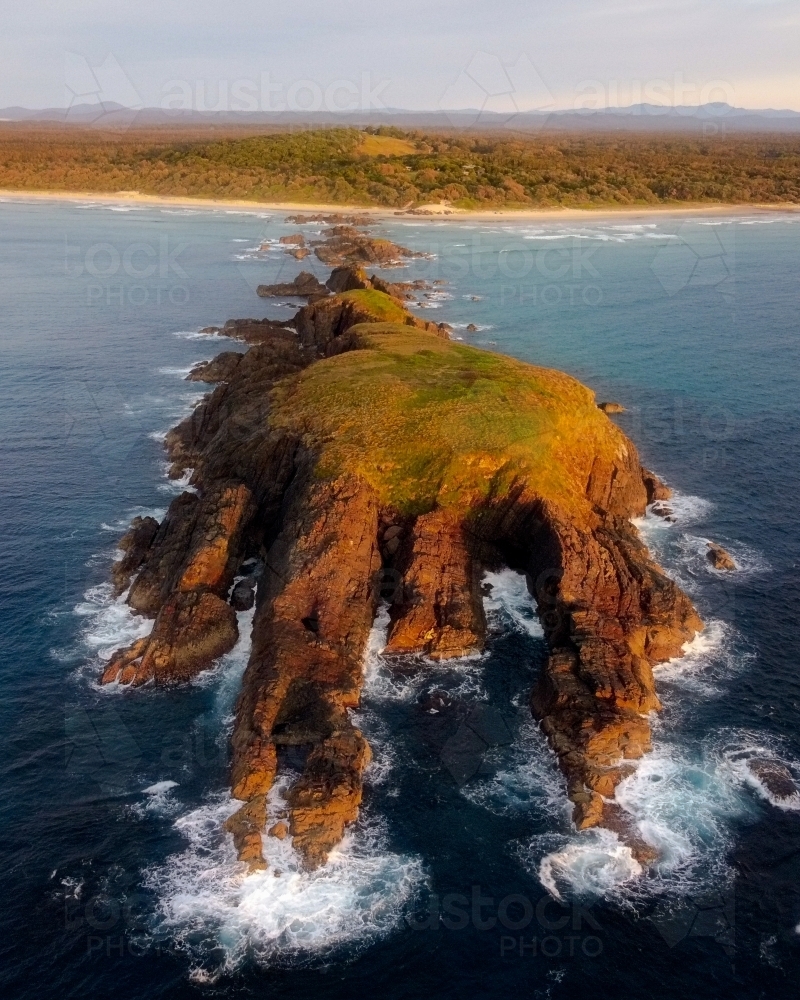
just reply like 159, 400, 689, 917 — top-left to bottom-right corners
131, 593, 424, 972
172, 330, 228, 342
60, 876, 86, 900
130, 781, 182, 819
653, 619, 747, 697
145, 780, 179, 794
537, 829, 643, 903
191, 605, 256, 717
482, 568, 542, 639
144, 782, 426, 975
99, 506, 166, 533
633, 490, 715, 536
158, 364, 205, 377
674, 532, 772, 579
520, 227, 647, 244
529, 727, 793, 904
715, 731, 800, 813
450, 321, 494, 332
157, 465, 197, 494
362, 604, 487, 704
75, 583, 153, 671
632, 489, 771, 608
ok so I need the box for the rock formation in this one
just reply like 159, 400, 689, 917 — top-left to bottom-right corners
312, 228, 428, 268
707, 541, 736, 571
104, 280, 702, 873
747, 758, 799, 803
256, 271, 329, 300
285, 213, 376, 226
325, 264, 435, 301
186, 351, 243, 384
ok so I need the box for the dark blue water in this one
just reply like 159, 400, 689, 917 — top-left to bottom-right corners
1, 199, 798, 999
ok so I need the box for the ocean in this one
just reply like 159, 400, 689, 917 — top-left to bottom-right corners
1, 197, 798, 998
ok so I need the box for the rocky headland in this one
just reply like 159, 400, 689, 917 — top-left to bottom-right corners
103, 266, 702, 872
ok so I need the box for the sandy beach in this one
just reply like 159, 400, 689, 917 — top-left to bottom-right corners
1, 187, 798, 223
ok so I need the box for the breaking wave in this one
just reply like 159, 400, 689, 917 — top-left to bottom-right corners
144, 781, 426, 977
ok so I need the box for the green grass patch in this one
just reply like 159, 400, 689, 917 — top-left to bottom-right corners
270, 321, 630, 516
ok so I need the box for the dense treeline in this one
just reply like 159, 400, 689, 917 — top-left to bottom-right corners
1, 124, 799, 207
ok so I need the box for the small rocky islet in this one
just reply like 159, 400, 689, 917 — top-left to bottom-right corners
102, 244, 709, 874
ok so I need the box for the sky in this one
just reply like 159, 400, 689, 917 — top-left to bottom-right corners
1, 0, 799, 112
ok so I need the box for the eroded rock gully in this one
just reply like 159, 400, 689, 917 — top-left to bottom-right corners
103, 273, 702, 872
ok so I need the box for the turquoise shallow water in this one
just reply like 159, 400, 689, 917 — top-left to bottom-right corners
0, 198, 798, 998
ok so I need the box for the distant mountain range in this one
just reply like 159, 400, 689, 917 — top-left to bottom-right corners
2, 101, 800, 132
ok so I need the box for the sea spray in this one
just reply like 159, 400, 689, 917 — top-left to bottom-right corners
144, 784, 426, 974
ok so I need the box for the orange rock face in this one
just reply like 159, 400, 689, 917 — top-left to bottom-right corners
178, 483, 253, 592
528, 500, 702, 832
287, 730, 372, 869
384, 509, 486, 659
229, 474, 381, 869
101, 591, 238, 686
103, 482, 254, 687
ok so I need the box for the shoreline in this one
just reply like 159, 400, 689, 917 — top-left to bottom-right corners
1, 187, 798, 223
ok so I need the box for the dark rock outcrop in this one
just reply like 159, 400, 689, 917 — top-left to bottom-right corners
313, 231, 428, 268
747, 758, 798, 802
125, 483, 254, 617
707, 542, 736, 571
256, 271, 329, 300
325, 265, 435, 301
230, 577, 257, 611
598, 401, 626, 413
102, 590, 238, 686
104, 483, 255, 684
293, 290, 448, 353
186, 351, 243, 384
228, 472, 380, 869
526, 501, 702, 827
642, 469, 672, 503
111, 516, 159, 595
285, 213, 376, 226
325, 265, 371, 293
219, 318, 296, 345
384, 510, 486, 660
